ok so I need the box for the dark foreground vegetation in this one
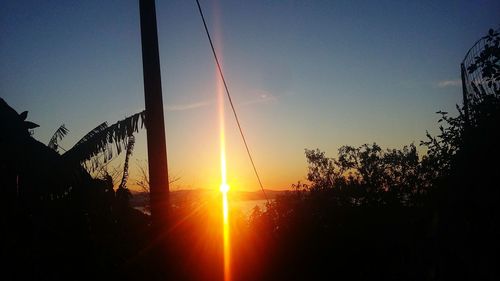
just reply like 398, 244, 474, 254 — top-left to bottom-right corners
244, 29, 500, 281
1, 29, 499, 280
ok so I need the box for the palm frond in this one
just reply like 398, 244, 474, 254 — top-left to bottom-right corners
75, 122, 109, 147
48, 124, 69, 152
63, 111, 145, 170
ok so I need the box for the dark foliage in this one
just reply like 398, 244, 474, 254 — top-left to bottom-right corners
0, 99, 152, 280
303, 143, 428, 206
247, 28, 500, 281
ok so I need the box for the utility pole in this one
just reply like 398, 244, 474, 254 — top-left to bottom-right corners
139, 0, 169, 230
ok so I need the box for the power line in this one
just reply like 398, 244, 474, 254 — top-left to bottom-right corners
195, 0, 269, 203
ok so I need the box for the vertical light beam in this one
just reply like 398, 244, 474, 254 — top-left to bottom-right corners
218, 61, 231, 281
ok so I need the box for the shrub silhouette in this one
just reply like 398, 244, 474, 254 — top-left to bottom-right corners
248, 28, 500, 281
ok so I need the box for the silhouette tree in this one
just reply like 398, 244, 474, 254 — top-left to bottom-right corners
247, 29, 500, 280
302, 143, 427, 206
424, 28, 500, 281
0, 99, 155, 280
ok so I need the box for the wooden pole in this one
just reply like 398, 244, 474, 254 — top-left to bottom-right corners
139, 0, 169, 230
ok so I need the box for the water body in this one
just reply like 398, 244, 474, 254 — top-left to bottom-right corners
230, 199, 268, 217
134, 199, 268, 218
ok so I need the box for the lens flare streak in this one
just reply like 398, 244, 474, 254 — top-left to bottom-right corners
217, 48, 231, 280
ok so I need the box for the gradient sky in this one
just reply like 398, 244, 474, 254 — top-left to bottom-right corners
1, 0, 499, 191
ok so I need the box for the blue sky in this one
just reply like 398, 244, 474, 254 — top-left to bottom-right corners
1, 0, 499, 190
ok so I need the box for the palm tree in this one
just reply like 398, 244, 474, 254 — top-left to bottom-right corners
62, 110, 145, 171
1, 97, 147, 202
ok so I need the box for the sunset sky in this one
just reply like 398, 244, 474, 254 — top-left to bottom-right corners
1, 0, 499, 191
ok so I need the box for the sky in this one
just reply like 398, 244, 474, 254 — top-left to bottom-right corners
1, 0, 499, 191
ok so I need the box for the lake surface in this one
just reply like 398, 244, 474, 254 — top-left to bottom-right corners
134, 199, 269, 218
230, 199, 268, 217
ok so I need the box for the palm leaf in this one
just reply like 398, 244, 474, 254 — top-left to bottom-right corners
48, 124, 69, 152
63, 110, 145, 170
74, 122, 109, 147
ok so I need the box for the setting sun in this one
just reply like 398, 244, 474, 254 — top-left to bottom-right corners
3, 0, 498, 280
220, 183, 230, 193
